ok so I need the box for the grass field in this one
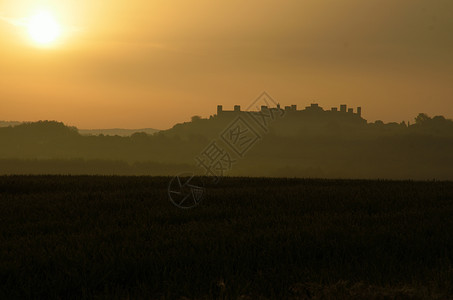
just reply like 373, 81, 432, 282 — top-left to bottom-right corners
0, 176, 453, 299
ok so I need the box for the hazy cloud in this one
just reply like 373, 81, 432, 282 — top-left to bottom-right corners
0, 13, 83, 33
0, 15, 27, 27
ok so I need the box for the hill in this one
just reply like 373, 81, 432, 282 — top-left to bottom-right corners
78, 128, 160, 136
0, 121, 22, 127
0, 108, 453, 179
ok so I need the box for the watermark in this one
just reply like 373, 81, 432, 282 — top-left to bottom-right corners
168, 91, 285, 208
220, 116, 261, 157
168, 172, 205, 209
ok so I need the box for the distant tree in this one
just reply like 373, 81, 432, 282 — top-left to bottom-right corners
432, 115, 446, 122
412, 114, 453, 135
415, 113, 431, 125
430, 115, 453, 128
131, 132, 148, 138
191, 115, 202, 122
131, 132, 149, 142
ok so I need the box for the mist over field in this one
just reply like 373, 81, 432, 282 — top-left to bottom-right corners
1, 105, 453, 179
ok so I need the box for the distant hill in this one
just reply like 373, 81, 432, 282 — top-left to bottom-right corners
1, 110, 453, 179
78, 128, 160, 136
0, 121, 22, 127
0, 121, 160, 136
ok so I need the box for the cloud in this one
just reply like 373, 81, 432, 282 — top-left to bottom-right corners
0, 15, 27, 27
0, 13, 83, 34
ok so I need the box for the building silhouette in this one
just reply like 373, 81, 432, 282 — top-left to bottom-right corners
216, 103, 364, 124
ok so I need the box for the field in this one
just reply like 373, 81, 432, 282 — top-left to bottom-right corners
0, 176, 453, 299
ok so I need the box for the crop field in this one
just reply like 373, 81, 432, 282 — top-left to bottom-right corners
0, 176, 453, 299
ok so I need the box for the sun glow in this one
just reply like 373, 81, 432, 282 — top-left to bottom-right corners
27, 10, 61, 45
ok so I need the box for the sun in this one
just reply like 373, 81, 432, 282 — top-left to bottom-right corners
27, 10, 61, 45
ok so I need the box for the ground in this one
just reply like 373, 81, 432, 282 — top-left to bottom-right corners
0, 176, 452, 299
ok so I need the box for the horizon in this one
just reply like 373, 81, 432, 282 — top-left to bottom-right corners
1, 100, 451, 130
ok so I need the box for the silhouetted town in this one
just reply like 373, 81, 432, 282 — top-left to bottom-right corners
217, 103, 362, 117
216, 103, 366, 125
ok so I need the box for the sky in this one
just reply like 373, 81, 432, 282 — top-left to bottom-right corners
1, 0, 452, 129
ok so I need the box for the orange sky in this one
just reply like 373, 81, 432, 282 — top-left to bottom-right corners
1, 0, 452, 129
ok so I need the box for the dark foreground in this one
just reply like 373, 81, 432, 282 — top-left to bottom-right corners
0, 176, 452, 299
